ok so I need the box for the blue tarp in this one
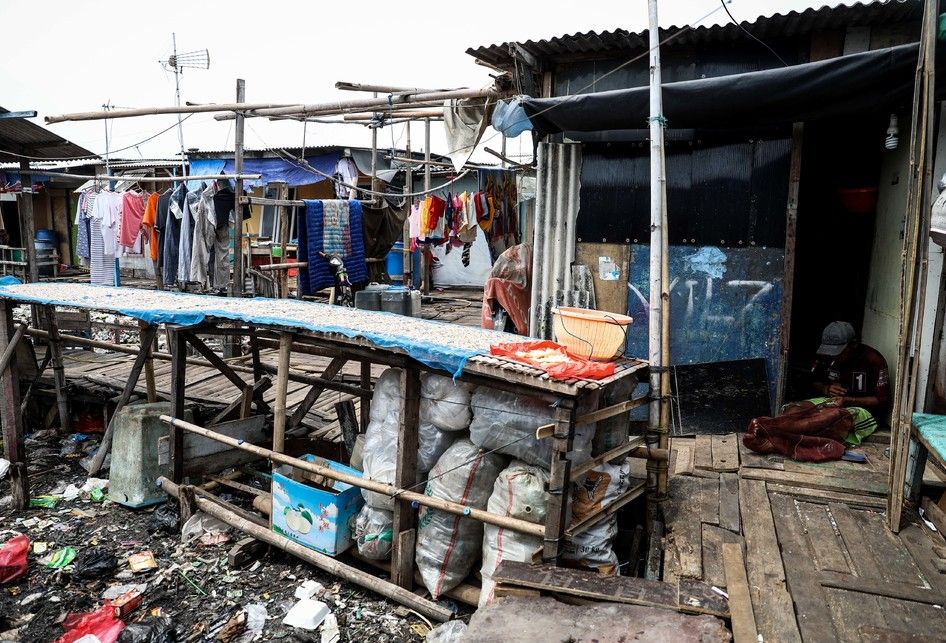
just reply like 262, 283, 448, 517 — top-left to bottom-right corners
221, 153, 342, 188
0, 277, 485, 376
187, 159, 226, 190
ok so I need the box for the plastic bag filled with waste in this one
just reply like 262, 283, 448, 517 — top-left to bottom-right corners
353, 504, 394, 560
416, 439, 505, 598
562, 459, 632, 574
479, 461, 549, 606
420, 373, 474, 431
469, 387, 595, 470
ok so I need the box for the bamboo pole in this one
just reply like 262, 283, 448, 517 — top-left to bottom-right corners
344, 110, 443, 121
232, 79, 247, 300
157, 477, 453, 623
646, 0, 668, 502
335, 82, 457, 94
16, 171, 261, 182
46, 102, 302, 124
421, 118, 431, 295
403, 122, 413, 287
232, 87, 503, 119
275, 181, 291, 297
159, 415, 546, 538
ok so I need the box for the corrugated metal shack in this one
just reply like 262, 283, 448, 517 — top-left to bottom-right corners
468, 1, 927, 430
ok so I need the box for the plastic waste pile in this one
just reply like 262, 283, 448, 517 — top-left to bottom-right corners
562, 459, 632, 574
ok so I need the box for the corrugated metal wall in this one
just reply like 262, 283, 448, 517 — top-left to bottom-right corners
529, 142, 582, 338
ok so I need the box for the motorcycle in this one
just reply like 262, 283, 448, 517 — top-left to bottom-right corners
318, 251, 354, 307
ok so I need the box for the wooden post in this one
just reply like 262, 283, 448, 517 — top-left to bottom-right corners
273, 332, 293, 453
775, 123, 804, 412
275, 181, 290, 298
140, 320, 157, 403
231, 78, 246, 298
543, 399, 576, 564
403, 122, 413, 286
421, 118, 431, 295
360, 360, 371, 429
0, 302, 28, 508
43, 306, 70, 433
391, 366, 421, 589
18, 159, 38, 284
169, 328, 187, 483
88, 324, 158, 475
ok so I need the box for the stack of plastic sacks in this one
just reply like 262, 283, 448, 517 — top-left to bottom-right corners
468, 387, 596, 470
415, 439, 506, 598
562, 459, 632, 574
356, 369, 475, 560
478, 461, 549, 606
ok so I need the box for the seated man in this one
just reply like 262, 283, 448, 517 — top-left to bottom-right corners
744, 321, 890, 461
809, 321, 890, 445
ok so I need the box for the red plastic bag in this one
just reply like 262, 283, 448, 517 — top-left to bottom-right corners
490, 340, 616, 380
56, 603, 124, 643
0, 534, 29, 585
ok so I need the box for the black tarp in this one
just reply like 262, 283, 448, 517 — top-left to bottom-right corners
522, 43, 920, 136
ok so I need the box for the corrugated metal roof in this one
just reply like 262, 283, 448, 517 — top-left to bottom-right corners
0, 107, 96, 162
106, 158, 186, 169
466, 1, 922, 69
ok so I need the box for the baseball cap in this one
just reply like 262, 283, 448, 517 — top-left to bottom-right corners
817, 321, 856, 357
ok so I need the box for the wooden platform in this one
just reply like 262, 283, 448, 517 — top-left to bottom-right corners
663, 434, 946, 642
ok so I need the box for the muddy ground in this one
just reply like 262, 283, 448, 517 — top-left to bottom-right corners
0, 430, 452, 642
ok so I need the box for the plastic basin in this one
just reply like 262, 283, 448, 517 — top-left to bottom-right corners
552, 306, 632, 361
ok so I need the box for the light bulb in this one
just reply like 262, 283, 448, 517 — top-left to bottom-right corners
885, 114, 899, 150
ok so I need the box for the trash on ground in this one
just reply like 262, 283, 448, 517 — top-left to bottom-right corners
114, 615, 175, 643
73, 547, 118, 580
282, 598, 330, 630
0, 534, 29, 584
30, 495, 61, 509
145, 504, 179, 535
46, 546, 77, 569
128, 551, 157, 573
294, 579, 325, 600
57, 603, 125, 643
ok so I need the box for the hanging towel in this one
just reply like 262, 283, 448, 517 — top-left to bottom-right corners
297, 200, 369, 295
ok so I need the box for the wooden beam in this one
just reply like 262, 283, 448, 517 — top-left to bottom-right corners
183, 332, 249, 391
18, 159, 38, 283
88, 323, 158, 475
288, 357, 347, 429
0, 302, 28, 508
775, 122, 804, 411
0, 322, 26, 375
169, 329, 187, 483
359, 360, 371, 429
211, 376, 272, 425
722, 542, 758, 643
139, 321, 157, 403
43, 306, 70, 433
543, 400, 576, 563
392, 367, 421, 589
273, 332, 293, 453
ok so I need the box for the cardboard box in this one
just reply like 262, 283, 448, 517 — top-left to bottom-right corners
271, 456, 365, 556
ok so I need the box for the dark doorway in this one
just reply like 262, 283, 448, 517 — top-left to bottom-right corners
785, 115, 886, 401
0, 200, 22, 247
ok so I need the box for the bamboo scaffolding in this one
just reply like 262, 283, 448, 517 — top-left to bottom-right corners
45, 102, 302, 124
159, 415, 547, 538
335, 82, 459, 94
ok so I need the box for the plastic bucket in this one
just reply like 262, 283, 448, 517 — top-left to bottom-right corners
552, 307, 633, 361
386, 242, 405, 276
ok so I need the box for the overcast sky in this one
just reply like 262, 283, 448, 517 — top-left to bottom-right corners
2, 0, 860, 164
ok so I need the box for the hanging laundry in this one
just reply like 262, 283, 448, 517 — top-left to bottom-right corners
297, 200, 369, 295
178, 187, 201, 284
118, 191, 147, 248
190, 181, 219, 290
154, 189, 172, 281
335, 156, 359, 199
74, 191, 93, 263
491, 97, 534, 138
161, 186, 185, 285
211, 184, 249, 290
141, 192, 160, 263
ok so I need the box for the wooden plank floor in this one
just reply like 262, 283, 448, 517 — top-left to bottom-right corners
663, 433, 946, 642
